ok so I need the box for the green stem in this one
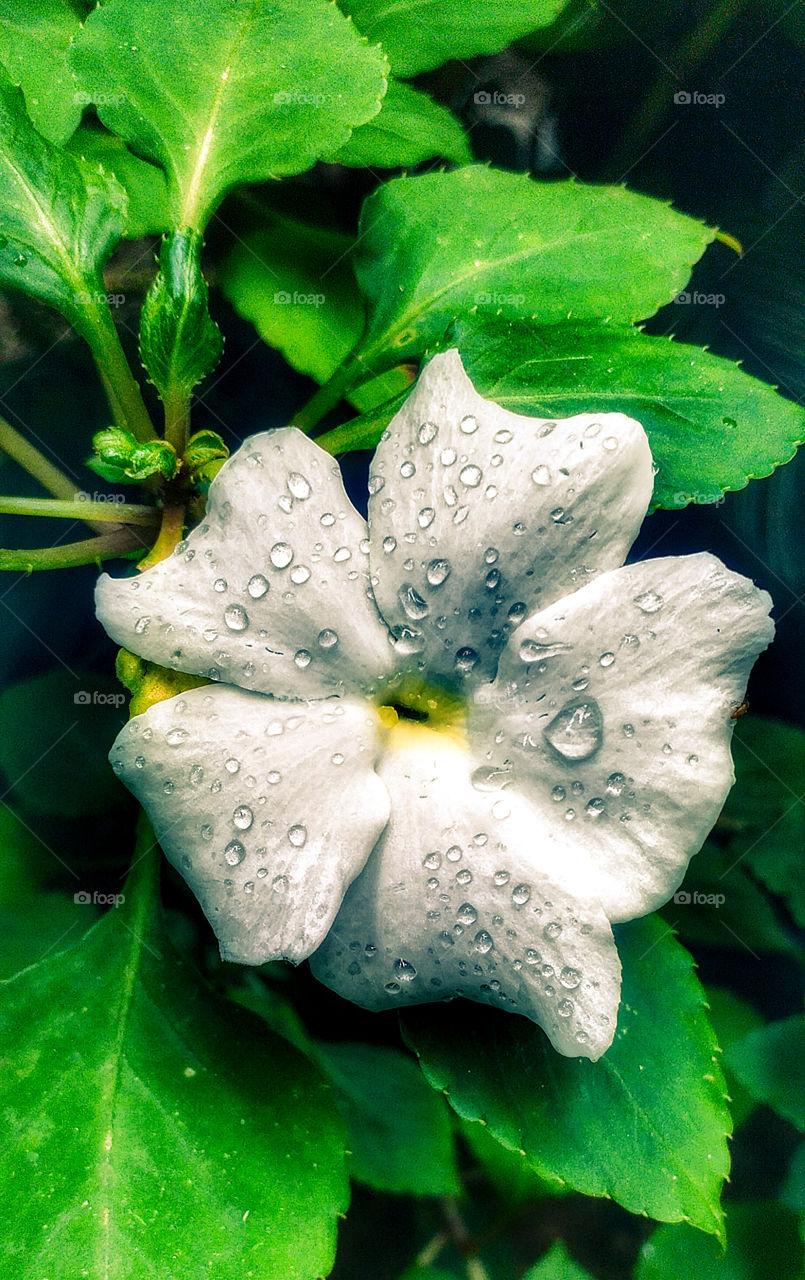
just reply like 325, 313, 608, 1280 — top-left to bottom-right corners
0, 496, 160, 525
136, 501, 185, 571
604, 0, 753, 181
81, 301, 157, 443
293, 354, 368, 433
0, 526, 150, 572
0, 415, 84, 501
163, 387, 191, 456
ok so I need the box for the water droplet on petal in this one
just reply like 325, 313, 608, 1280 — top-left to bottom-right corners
474, 930, 494, 954
512, 883, 531, 905
394, 958, 417, 981
213, 577, 227, 592
318, 628, 338, 649
531, 465, 551, 485
165, 727, 189, 747
233, 804, 253, 830
459, 464, 482, 488
134, 616, 150, 635
456, 903, 478, 926
247, 574, 269, 599
288, 824, 307, 847
224, 604, 249, 632
543, 921, 562, 940
633, 589, 663, 613
426, 558, 451, 586
418, 421, 438, 444
287, 472, 311, 500
455, 647, 479, 676
459, 414, 478, 434
544, 699, 603, 761
400, 460, 416, 478
557, 998, 574, 1016
599, 651, 615, 668
224, 840, 245, 866
585, 797, 606, 818
398, 582, 429, 620
270, 542, 293, 569
418, 506, 435, 528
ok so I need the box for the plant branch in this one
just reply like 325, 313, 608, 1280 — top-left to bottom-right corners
0, 526, 150, 572
441, 1198, 492, 1280
163, 387, 191, 456
0, 415, 84, 501
136, 501, 185, 571
293, 354, 368, 433
0, 496, 160, 526
80, 301, 157, 443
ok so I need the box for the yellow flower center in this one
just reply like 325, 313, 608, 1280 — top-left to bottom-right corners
375, 675, 467, 749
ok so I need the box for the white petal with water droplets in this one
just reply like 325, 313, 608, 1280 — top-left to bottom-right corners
473, 552, 774, 921
109, 686, 390, 964
311, 728, 621, 1059
96, 429, 393, 699
366, 350, 653, 685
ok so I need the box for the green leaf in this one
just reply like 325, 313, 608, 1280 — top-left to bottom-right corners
88, 427, 178, 483
350, 167, 715, 373
140, 229, 224, 403
0, 838, 350, 1279
184, 429, 229, 483
459, 1117, 564, 1206
726, 1015, 805, 1132
70, 0, 389, 229
340, 0, 569, 75
722, 717, 805, 929
218, 215, 366, 386
636, 1202, 804, 1280
449, 319, 805, 509
705, 989, 764, 1129
0, 68, 127, 338
0, 669, 127, 818
403, 916, 731, 1239
330, 79, 472, 168
66, 125, 171, 238
523, 1241, 596, 1280
316, 1041, 459, 1195
0, 0, 86, 145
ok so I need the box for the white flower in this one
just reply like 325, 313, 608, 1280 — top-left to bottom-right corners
96, 350, 773, 1059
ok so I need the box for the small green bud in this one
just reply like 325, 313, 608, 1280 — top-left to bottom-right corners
87, 427, 178, 483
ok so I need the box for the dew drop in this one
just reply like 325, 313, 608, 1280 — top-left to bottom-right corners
233, 804, 253, 830
225, 757, 240, 774
288, 824, 307, 848
585, 797, 606, 818
544, 698, 603, 761
507, 601, 527, 625
213, 577, 227, 592
474, 930, 494, 954
512, 883, 531, 905
459, 413, 479, 434
331, 752, 345, 765
418, 421, 438, 444
290, 565, 311, 585
544, 921, 562, 940
633, 589, 663, 614
456, 868, 473, 886
270, 542, 293, 569
459, 464, 482, 488
398, 583, 429, 621
134, 616, 150, 635
560, 966, 581, 989
224, 840, 245, 866
294, 649, 311, 668
287, 472, 311, 500
531, 465, 551, 486
606, 772, 626, 796
493, 870, 510, 887
557, 998, 574, 1017
455, 646, 479, 675
456, 903, 478, 925
272, 874, 289, 894
418, 506, 435, 528
394, 958, 417, 981
247, 574, 269, 599
224, 604, 249, 632
599, 651, 615, 668
318, 628, 339, 649
551, 785, 566, 802
165, 727, 189, 747
426, 558, 451, 586
446, 845, 462, 862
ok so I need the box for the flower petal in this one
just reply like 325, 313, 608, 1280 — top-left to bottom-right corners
366, 350, 653, 685
109, 685, 390, 964
473, 552, 774, 922
96, 429, 393, 699
311, 727, 621, 1059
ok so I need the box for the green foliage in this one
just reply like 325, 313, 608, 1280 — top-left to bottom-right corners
339, 0, 568, 74
0, 67, 127, 339
523, 1241, 595, 1280
404, 917, 731, 1240
635, 1202, 804, 1279
0, 0, 86, 145
459, 1116, 564, 1205
330, 80, 472, 168
704, 989, 763, 1129
316, 1041, 460, 1195
0, 670, 127, 818
726, 1015, 805, 1132
139, 229, 224, 403
66, 126, 171, 238
88, 427, 178, 483
350, 167, 715, 372
0, 840, 350, 1279
723, 717, 805, 929
70, 0, 389, 228
184, 429, 229, 483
